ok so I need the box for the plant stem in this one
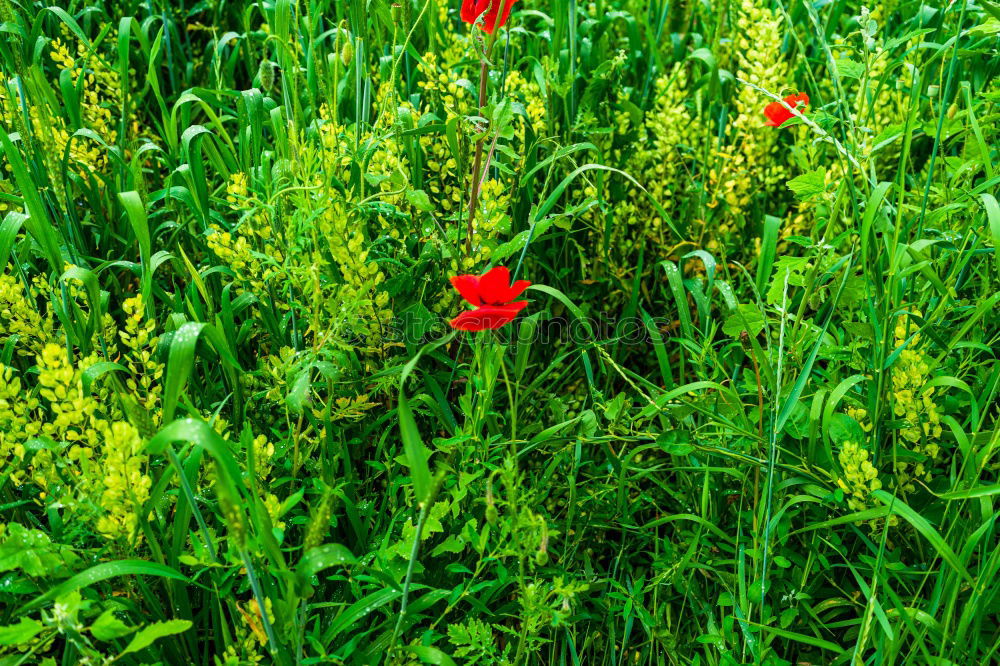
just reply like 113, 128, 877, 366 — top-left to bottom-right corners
390, 501, 429, 650
466, 59, 489, 256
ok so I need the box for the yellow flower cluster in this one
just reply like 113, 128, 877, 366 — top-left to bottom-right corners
37, 342, 97, 444
637, 69, 705, 216
600, 66, 705, 265
0, 364, 40, 476
0, 272, 53, 356
717, 0, 790, 223
433, 178, 512, 314
891, 313, 942, 443
46, 27, 124, 181
120, 295, 164, 428
316, 203, 393, 351
318, 107, 409, 216
5, 294, 159, 539
836, 440, 883, 512
227, 171, 249, 206
890, 312, 943, 488
504, 70, 546, 143
846, 405, 873, 433
93, 420, 151, 543
207, 228, 266, 292
417, 51, 473, 119
252, 433, 275, 480
263, 493, 285, 530
206, 179, 283, 295
412, 51, 473, 215
426, 3, 473, 82
420, 131, 464, 214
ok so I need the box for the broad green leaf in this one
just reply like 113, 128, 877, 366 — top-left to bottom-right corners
21, 560, 189, 612
120, 620, 193, 657
786, 168, 827, 200
90, 609, 136, 641
0, 618, 44, 646
722, 303, 766, 338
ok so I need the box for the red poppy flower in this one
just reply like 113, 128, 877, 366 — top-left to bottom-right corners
461, 0, 519, 34
449, 266, 530, 331
764, 92, 809, 128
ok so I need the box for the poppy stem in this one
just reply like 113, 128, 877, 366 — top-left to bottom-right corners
466, 58, 489, 256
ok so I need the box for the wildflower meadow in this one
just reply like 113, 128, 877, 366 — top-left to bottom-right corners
1, 0, 999, 663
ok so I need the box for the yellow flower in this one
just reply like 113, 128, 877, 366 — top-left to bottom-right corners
227, 172, 249, 207
94, 420, 151, 543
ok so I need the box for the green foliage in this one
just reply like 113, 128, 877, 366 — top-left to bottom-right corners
0, 0, 998, 664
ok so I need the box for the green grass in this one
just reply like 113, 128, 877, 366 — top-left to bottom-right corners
0, 0, 999, 664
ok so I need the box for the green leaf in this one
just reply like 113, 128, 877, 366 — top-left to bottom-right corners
398, 391, 432, 506
766, 257, 810, 304
0, 523, 79, 577
399, 303, 437, 343
834, 58, 865, 80
90, 609, 136, 641
828, 413, 864, 445
81, 361, 130, 395
322, 588, 403, 643
21, 560, 189, 612
118, 192, 153, 313
405, 188, 434, 212
970, 17, 1000, 36
0, 130, 63, 273
120, 620, 193, 657
0, 212, 26, 268
982, 193, 1000, 275
722, 303, 766, 337
786, 168, 827, 200
0, 618, 44, 646
161, 322, 243, 422
403, 645, 458, 666
872, 490, 974, 585
297, 544, 357, 580
285, 368, 312, 414
396, 332, 455, 506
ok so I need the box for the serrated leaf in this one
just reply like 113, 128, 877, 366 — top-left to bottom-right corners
786, 168, 826, 200
0, 523, 79, 577
834, 58, 865, 80
722, 303, 766, 337
0, 617, 44, 646
767, 257, 810, 304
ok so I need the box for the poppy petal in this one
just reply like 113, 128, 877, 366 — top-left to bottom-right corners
505, 278, 531, 301
764, 92, 808, 128
462, 0, 493, 26
763, 100, 789, 127
449, 274, 483, 306
478, 266, 512, 305
482, 0, 519, 33
449, 302, 527, 331
460, 0, 478, 23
